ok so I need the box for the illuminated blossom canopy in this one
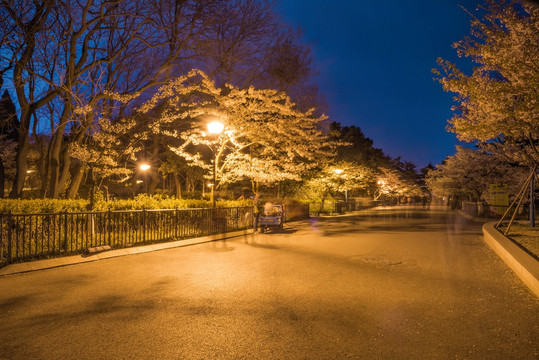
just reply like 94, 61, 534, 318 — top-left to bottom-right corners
433, 0, 539, 169
137, 69, 333, 190
425, 146, 528, 201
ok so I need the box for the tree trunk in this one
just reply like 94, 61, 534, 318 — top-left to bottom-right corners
186, 173, 193, 193
47, 104, 70, 198
148, 134, 161, 195
0, 158, 4, 198
173, 173, 182, 198
67, 162, 86, 199
9, 134, 29, 198
39, 140, 52, 198
55, 145, 72, 198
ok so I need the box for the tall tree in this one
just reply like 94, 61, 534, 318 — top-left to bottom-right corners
136, 69, 332, 193
0, 90, 18, 197
433, 0, 539, 170
329, 121, 389, 168
0, 0, 225, 198
425, 146, 528, 201
1, 0, 57, 198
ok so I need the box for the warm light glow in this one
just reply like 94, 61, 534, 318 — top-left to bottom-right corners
140, 163, 151, 171
207, 120, 224, 134
378, 180, 385, 185
136, 180, 143, 184
333, 169, 343, 175
26, 169, 34, 174
207, 183, 214, 188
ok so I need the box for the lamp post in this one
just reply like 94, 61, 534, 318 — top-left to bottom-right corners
207, 120, 224, 207
333, 168, 347, 202
140, 163, 151, 194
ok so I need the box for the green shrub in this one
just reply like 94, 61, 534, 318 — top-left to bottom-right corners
0, 195, 252, 214
0, 198, 89, 214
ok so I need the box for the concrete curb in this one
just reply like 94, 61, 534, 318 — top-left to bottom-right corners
0, 229, 253, 276
457, 209, 491, 223
482, 222, 539, 298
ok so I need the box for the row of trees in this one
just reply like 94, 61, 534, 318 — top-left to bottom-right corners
0, 0, 427, 204
427, 0, 538, 204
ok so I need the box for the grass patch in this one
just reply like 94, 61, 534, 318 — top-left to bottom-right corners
499, 223, 539, 260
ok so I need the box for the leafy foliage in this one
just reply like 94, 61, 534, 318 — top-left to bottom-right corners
302, 161, 376, 201
137, 69, 333, 191
425, 146, 528, 201
0, 195, 253, 214
433, 0, 539, 169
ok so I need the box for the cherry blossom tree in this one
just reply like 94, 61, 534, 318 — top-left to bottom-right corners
433, 0, 539, 170
0, 0, 228, 198
425, 146, 528, 201
134, 69, 332, 194
302, 161, 375, 209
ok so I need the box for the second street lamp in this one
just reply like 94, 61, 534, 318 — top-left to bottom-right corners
207, 120, 224, 207
333, 168, 348, 202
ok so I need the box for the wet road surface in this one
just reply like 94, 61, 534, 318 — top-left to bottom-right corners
1, 206, 538, 359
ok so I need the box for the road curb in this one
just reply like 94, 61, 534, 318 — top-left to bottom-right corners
457, 209, 490, 223
482, 222, 539, 298
0, 229, 253, 276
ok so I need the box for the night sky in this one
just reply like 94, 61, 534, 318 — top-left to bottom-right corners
279, 0, 480, 168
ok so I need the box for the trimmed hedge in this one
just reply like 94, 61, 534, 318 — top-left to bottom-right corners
0, 195, 254, 214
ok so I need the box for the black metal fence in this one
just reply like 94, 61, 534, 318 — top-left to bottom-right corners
309, 201, 376, 215
0, 204, 310, 267
461, 201, 537, 220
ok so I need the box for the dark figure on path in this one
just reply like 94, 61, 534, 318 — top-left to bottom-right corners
253, 193, 260, 233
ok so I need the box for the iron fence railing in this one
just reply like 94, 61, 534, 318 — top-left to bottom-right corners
0, 207, 251, 266
0, 204, 311, 267
461, 201, 537, 220
309, 201, 376, 215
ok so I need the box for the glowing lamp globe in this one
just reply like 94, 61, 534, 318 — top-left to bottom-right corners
207, 121, 224, 134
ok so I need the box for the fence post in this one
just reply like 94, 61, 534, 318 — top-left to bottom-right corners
107, 209, 112, 246
530, 173, 535, 228
63, 211, 68, 252
0, 214, 3, 263
175, 209, 179, 238
7, 212, 12, 264
142, 209, 146, 243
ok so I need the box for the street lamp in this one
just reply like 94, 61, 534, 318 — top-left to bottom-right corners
140, 163, 151, 171
333, 168, 347, 202
139, 163, 151, 193
207, 120, 224, 207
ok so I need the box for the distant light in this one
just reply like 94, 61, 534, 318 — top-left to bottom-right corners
333, 169, 343, 175
378, 180, 385, 185
207, 121, 224, 134
140, 163, 151, 171
26, 169, 34, 174
136, 180, 143, 184
207, 183, 214, 188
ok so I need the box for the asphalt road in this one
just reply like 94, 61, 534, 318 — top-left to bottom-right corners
1, 206, 538, 360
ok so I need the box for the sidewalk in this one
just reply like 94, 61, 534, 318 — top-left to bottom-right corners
0, 229, 252, 276
457, 209, 538, 298
482, 222, 539, 298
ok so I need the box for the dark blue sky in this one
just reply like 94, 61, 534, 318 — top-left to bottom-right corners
279, 0, 479, 168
